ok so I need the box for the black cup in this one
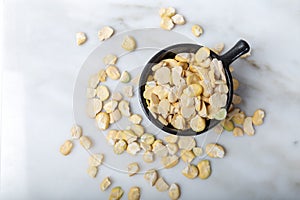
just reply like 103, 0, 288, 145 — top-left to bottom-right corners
138, 40, 250, 136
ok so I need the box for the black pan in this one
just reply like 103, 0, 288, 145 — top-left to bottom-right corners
138, 40, 250, 136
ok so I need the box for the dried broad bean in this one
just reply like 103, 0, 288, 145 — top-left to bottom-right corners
80, 136, 92, 149
106, 65, 121, 80
197, 160, 211, 179
244, 117, 255, 136
191, 24, 203, 37
88, 153, 104, 167
128, 187, 140, 200
168, 183, 181, 200
121, 35, 136, 51
76, 32, 87, 45
60, 140, 73, 156
71, 124, 82, 139
252, 109, 265, 126
103, 54, 118, 65
171, 14, 185, 25
100, 177, 111, 191
127, 162, 140, 176
87, 166, 98, 178
205, 143, 225, 158
155, 177, 169, 192
182, 164, 198, 179
144, 169, 158, 186
98, 26, 114, 41
109, 186, 124, 200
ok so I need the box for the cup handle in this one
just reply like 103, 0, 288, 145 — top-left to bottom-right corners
219, 40, 250, 67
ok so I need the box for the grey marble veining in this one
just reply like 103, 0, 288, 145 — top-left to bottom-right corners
1, 0, 300, 199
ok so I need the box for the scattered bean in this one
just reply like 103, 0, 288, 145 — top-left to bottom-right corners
213, 123, 224, 134
118, 100, 131, 117
106, 129, 118, 145
164, 135, 178, 144
166, 143, 179, 155
88, 73, 100, 88
182, 164, 198, 179
130, 124, 144, 137
252, 109, 265, 126
76, 32, 87, 45
141, 133, 155, 145
103, 54, 118, 65
121, 130, 137, 144
98, 26, 114, 41
103, 100, 118, 113
232, 94, 242, 105
86, 88, 96, 99
123, 85, 133, 97
159, 7, 176, 17
143, 151, 154, 163
113, 139, 127, 154
180, 150, 196, 163
160, 17, 174, 30
88, 153, 104, 167
109, 109, 122, 124
205, 143, 225, 158
127, 142, 141, 155
192, 147, 203, 157
155, 177, 169, 192
111, 92, 123, 101
232, 112, 246, 125
191, 24, 203, 37
171, 14, 185, 25
222, 119, 234, 131
161, 155, 179, 169
153, 142, 168, 158
121, 35, 136, 51
240, 50, 251, 58
197, 160, 211, 179
98, 69, 107, 82
120, 71, 131, 83
129, 114, 142, 124
79, 136, 92, 149
96, 112, 110, 130
96, 85, 110, 101
127, 162, 140, 176
144, 169, 158, 186
168, 183, 181, 200
109, 186, 124, 200
106, 65, 121, 80
233, 127, 244, 136
71, 124, 82, 139
128, 187, 140, 200
212, 43, 224, 54
100, 177, 111, 191
233, 78, 239, 91
178, 136, 196, 150
243, 117, 255, 136
60, 140, 73, 156
87, 166, 98, 178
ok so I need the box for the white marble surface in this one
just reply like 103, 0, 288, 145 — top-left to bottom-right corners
1, 0, 300, 199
